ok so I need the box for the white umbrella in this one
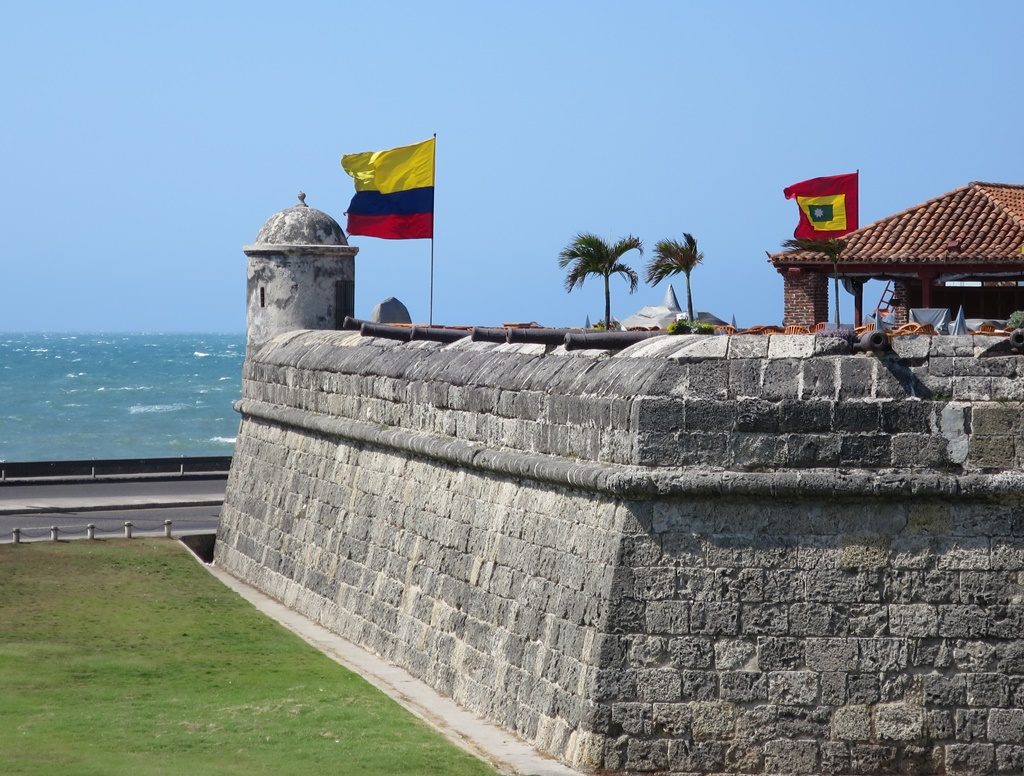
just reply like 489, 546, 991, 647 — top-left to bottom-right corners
949, 306, 968, 335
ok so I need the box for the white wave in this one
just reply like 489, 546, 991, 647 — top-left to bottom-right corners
194, 351, 210, 358
218, 376, 231, 381
115, 385, 153, 391
96, 387, 106, 392
30, 348, 48, 353
210, 436, 236, 444
129, 403, 190, 414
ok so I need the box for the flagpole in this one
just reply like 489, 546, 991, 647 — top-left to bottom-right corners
429, 132, 437, 326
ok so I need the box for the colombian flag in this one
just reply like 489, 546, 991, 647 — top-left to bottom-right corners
341, 138, 434, 239
784, 172, 858, 240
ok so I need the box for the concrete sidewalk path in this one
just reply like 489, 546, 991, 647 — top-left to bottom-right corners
0, 479, 226, 516
204, 562, 582, 776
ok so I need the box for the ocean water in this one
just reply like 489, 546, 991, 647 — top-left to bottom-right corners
0, 333, 245, 462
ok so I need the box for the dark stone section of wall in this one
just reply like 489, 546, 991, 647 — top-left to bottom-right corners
217, 331, 1024, 773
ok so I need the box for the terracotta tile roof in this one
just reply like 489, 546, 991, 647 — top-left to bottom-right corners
770, 182, 1024, 266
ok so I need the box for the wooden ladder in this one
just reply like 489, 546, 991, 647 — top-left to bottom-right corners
874, 280, 895, 316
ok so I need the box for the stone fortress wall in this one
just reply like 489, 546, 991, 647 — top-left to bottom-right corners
216, 330, 1024, 775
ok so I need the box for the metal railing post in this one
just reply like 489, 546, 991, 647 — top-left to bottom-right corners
87, 524, 96, 540
12, 528, 20, 544
50, 526, 59, 542
123, 521, 133, 539
164, 520, 173, 538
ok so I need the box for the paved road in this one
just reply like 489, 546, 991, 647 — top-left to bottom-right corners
0, 477, 227, 515
0, 504, 222, 542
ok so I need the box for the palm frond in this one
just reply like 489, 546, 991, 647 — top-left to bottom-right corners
781, 237, 846, 261
645, 233, 703, 285
558, 233, 641, 293
610, 262, 639, 294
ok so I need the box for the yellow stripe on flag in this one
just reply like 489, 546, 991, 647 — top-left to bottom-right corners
797, 194, 848, 232
341, 138, 435, 194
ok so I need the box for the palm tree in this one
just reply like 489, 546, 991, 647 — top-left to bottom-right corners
645, 233, 704, 322
781, 237, 847, 327
558, 233, 642, 330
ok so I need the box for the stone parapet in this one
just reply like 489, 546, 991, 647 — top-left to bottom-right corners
217, 330, 1024, 774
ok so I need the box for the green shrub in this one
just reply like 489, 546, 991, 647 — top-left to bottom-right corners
1007, 310, 1024, 330
667, 319, 715, 335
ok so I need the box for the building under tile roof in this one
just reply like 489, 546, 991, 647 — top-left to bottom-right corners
770, 182, 1024, 327
771, 182, 1024, 265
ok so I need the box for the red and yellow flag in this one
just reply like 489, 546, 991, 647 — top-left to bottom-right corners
784, 172, 858, 240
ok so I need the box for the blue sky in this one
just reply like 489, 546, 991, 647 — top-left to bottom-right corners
3, 2, 1023, 332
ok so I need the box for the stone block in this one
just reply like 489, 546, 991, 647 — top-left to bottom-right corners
996, 744, 1024, 772
689, 602, 740, 636
801, 357, 839, 399
858, 639, 908, 672
970, 433, 1016, 469
874, 702, 925, 741
839, 433, 892, 467
838, 358, 874, 399
610, 702, 652, 735
741, 603, 788, 634
988, 709, 1024, 743
849, 743, 899, 774
945, 743, 995, 776
651, 702, 692, 735
768, 334, 815, 359
939, 604, 990, 638
727, 335, 769, 359
764, 738, 818, 774
967, 673, 1010, 707
729, 359, 764, 399
624, 738, 668, 771
785, 433, 841, 466
761, 359, 801, 400
832, 704, 873, 740
832, 400, 882, 432
636, 669, 682, 702
757, 636, 804, 670
925, 674, 966, 706
689, 701, 737, 739
805, 638, 859, 671
732, 432, 786, 468
669, 636, 714, 669
889, 603, 939, 636
685, 361, 730, 399
892, 336, 932, 360
667, 739, 725, 772
733, 397, 779, 431
714, 639, 757, 670
779, 399, 833, 432
768, 671, 819, 704
719, 671, 768, 702
680, 669, 718, 701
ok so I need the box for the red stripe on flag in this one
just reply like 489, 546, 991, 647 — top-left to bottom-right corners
347, 212, 433, 240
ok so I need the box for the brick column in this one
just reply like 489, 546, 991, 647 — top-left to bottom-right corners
782, 268, 828, 327
891, 281, 910, 325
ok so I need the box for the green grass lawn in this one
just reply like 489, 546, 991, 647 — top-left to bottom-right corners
0, 540, 497, 776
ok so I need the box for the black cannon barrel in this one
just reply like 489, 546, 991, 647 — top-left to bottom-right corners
855, 330, 891, 352
470, 327, 510, 343
360, 322, 413, 341
341, 316, 368, 331
506, 328, 570, 345
564, 331, 663, 351
409, 326, 470, 343
1010, 328, 1024, 350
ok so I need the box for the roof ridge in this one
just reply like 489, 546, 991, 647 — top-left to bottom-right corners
971, 181, 1024, 190
970, 182, 1024, 231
